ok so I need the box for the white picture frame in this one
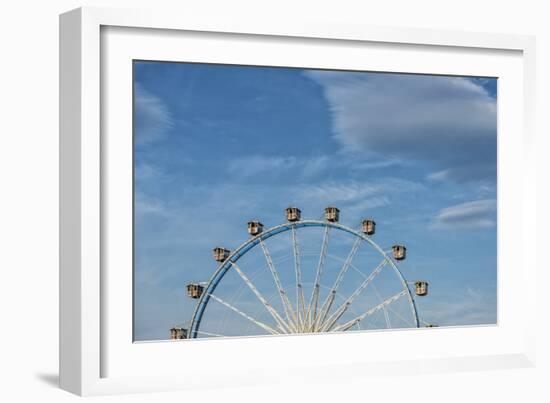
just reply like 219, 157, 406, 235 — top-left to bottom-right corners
59, 6, 537, 396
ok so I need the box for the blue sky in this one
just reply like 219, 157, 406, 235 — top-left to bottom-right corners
133, 61, 497, 341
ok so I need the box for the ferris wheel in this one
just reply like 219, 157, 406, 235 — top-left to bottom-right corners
178, 206, 431, 340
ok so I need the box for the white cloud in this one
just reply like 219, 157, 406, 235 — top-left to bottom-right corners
134, 84, 174, 146
430, 199, 496, 229
305, 71, 496, 182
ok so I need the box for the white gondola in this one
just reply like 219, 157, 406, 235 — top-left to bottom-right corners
415, 280, 428, 296
324, 206, 340, 222
285, 207, 301, 222
362, 219, 376, 235
170, 327, 187, 340
186, 283, 204, 299
213, 247, 230, 262
392, 244, 406, 260
247, 221, 264, 236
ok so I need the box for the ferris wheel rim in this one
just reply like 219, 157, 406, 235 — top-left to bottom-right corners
188, 219, 419, 338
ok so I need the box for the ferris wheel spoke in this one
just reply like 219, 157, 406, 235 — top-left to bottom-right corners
385, 302, 414, 327
194, 330, 226, 338
372, 284, 392, 329
291, 225, 307, 330
332, 290, 407, 332
259, 240, 299, 329
230, 262, 295, 333
348, 258, 412, 327
315, 237, 362, 329
319, 258, 388, 332
207, 293, 280, 335
306, 225, 331, 331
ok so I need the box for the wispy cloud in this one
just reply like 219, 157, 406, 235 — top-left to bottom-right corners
295, 181, 380, 204
227, 153, 409, 182
426, 169, 450, 182
226, 154, 334, 180
291, 178, 423, 223
135, 162, 162, 181
227, 155, 297, 178
134, 83, 174, 146
295, 179, 422, 204
305, 71, 496, 182
135, 192, 169, 216
430, 199, 496, 229
352, 157, 409, 171
301, 155, 331, 179
421, 285, 497, 326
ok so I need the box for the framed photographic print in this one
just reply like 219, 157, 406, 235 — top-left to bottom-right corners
133, 60, 495, 342
60, 7, 537, 396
